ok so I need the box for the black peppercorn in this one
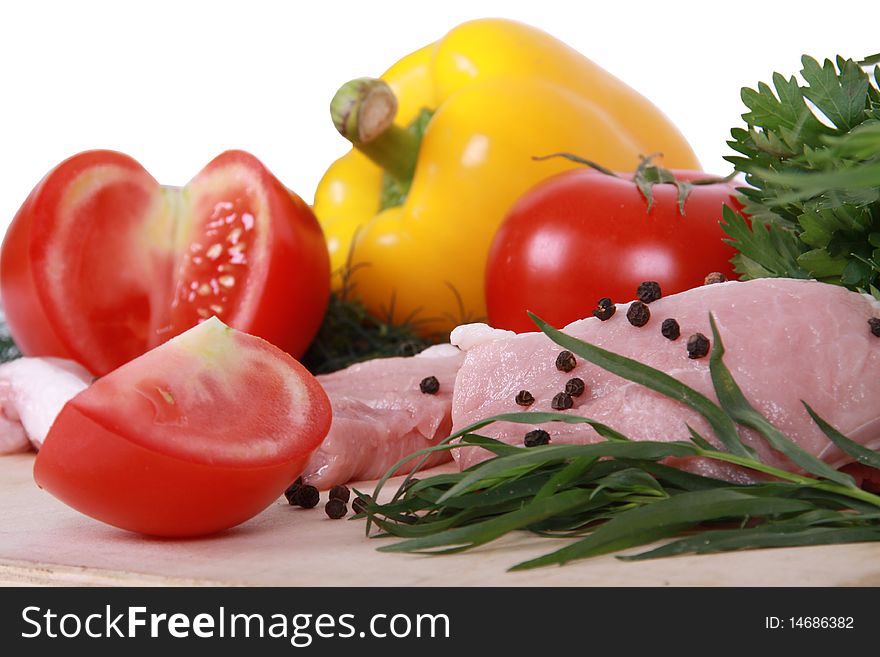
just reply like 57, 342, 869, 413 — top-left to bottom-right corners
686, 333, 710, 359
524, 429, 551, 447
284, 477, 303, 505
515, 390, 535, 406
704, 272, 728, 285
352, 495, 371, 514
661, 318, 681, 341
294, 485, 320, 509
564, 377, 586, 397
593, 297, 616, 321
329, 485, 350, 503
325, 498, 348, 519
636, 281, 662, 303
870, 318, 880, 337
419, 376, 440, 394
626, 301, 651, 327
551, 392, 573, 410
555, 350, 577, 372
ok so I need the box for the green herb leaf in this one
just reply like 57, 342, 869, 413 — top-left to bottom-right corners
725, 55, 880, 296
361, 316, 880, 570
622, 524, 880, 560
437, 440, 698, 504
533, 455, 597, 501
510, 490, 813, 570
378, 488, 602, 555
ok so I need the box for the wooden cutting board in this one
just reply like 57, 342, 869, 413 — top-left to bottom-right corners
1, 453, 878, 587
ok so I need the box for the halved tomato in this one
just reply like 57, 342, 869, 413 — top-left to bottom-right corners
1, 150, 329, 375
34, 317, 332, 537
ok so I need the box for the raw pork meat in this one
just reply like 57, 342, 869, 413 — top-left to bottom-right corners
0, 357, 93, 454
303, 344, 464, 488
451, 279, 880, 480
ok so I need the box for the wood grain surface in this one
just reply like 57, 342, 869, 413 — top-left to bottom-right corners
2, 453, 878, 587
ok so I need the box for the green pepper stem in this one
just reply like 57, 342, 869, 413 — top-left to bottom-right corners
330, 78, 419, 182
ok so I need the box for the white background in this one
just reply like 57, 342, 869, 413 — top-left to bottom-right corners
1, 0, 877, 234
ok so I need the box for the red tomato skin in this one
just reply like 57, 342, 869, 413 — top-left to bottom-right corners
34, 403, 312, 536
485, 170, 741, 333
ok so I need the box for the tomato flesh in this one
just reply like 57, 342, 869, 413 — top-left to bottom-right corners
2, 150, 329, 376
485, 170, 741, 332
171, 188, 258, 331
34, 318, 332, 536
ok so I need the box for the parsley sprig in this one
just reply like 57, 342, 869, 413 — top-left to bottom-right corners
722, 55, 880, 298
357, 314, 880, 570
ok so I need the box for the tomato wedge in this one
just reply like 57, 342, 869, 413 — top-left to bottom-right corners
1, 150, 330, 375
34, 317, 332, 537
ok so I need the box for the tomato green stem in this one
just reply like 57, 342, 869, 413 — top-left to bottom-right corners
330, 78, 419, 183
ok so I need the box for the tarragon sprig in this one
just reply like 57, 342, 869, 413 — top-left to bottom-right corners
358, 315, 880, 570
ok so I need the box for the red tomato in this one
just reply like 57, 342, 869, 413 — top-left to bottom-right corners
34, 318, 332, 536
485, 169, 740, 332
1, 150, 329, 375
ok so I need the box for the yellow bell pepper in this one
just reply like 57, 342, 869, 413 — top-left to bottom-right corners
314, 18, 699, 335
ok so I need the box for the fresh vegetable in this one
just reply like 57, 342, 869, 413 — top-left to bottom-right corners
486, 159, 740, 332
722, 55, 880, 298
314, 18, 700, 335
358, 314, 880, 570
1, 149, 329, 376
34, 318, 332, 537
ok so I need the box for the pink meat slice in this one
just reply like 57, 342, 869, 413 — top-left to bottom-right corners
0, 357, 93, 454
303, 345, 464, 489
451, 279, 880, 481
